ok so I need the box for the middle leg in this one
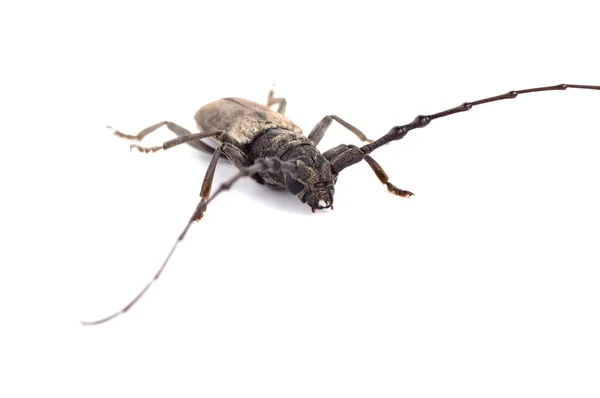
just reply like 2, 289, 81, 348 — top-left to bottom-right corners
308, 115, 374, 147
191, 143, 253, 221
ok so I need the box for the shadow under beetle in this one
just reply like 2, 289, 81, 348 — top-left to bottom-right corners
82, 83, 600, 325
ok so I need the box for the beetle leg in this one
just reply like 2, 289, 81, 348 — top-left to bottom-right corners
193, 145, 223, 221
323, 144, 413, 197
191, 157, 310, 221
267, 88, 287, 115
109, 121, 217, 153
363, 155, 414, 197
130, 131, 224, 153
308, 115, 374, 146
194, 143, 259, 220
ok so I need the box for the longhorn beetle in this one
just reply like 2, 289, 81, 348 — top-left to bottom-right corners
82, 83, 600, 325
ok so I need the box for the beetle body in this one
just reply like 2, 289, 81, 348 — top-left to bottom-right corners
195, 97, 336, 208
85, 84, 600, 325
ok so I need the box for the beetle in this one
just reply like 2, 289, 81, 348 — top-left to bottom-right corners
82, 83, 600, 325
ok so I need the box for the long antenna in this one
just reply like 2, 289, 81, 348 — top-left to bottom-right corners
359, 84, 600, 156
80, 221, 194, 326
81, 158, 306, 325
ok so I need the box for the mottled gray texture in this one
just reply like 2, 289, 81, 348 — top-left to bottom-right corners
195, 98, 302, 147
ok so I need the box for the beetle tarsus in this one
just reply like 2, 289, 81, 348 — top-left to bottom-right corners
108, 126, 141, 140
191, 200, 208, 221
386, 182, 414, 198
130, 144, 162, 153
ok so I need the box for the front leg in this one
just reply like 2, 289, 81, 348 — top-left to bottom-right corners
323, 144, 413, 197
363, 155, 413, 198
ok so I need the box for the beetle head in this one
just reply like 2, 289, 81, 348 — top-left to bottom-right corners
283, 148, 337, 212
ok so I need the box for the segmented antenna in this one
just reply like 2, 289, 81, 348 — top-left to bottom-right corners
81, 158, 307, 325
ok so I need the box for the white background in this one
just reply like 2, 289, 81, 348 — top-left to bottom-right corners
2, 0, 599, 397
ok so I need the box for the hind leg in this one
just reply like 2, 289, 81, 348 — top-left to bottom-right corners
109, 121, 217, 153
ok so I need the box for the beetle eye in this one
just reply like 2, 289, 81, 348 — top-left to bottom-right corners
286, 175, 305, 195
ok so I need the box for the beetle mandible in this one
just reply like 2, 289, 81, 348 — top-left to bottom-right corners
82, 83, 600, 325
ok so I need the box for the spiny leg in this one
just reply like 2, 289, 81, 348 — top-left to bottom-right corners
81, 157, 310, 326
267, 87, 287, 115
308, 115, 374, 146
130, 131, 224, 153
329, 83, 600, 174
110, 121, 217, 153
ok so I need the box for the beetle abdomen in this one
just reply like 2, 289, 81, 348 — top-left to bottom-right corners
195, 98, 302, 146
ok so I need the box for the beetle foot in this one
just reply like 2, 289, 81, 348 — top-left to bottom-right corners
191, 210, 204, 222
191, 200, 207, 221
130, 144, 162, 153
108, 126, 141, 140
386, 182, 414, 198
